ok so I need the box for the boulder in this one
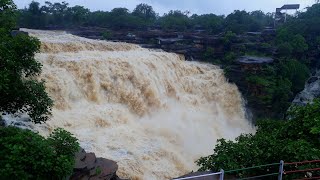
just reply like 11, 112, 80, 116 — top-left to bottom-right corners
71, 148, 121, 180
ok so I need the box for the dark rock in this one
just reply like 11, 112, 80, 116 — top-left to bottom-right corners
11, 30, 28, 37
0, 116, 5, 127
71, 148, 120, 180
85, 153, 97, 170
76, 148, 87, 161
237, 56, 274, 64
94, 158, 118, 178
307, 77, 318, 84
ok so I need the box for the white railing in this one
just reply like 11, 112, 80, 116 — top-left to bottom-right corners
173, 170, 224, 180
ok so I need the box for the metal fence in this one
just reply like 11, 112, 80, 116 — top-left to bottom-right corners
173, 159, 320, 180
173, 170, 224, 180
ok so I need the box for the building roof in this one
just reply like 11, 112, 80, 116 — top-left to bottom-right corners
280, 4, 300, 10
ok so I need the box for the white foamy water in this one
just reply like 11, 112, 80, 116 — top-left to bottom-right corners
23, 29, 252, 180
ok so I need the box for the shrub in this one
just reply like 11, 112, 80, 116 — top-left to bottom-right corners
102, 31, 112, 39
0, 127, 79, 179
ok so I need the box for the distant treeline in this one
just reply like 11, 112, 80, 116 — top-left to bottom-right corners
18, 1, 274, 34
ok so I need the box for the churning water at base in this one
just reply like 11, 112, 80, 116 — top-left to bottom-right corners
24, 29, 252, 180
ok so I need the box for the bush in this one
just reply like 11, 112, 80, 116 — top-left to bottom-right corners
0, 127, 79, 179
102, 31, 112, 40
277, 59, 310, 94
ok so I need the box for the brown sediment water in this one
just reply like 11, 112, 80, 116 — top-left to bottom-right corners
24, 29, 253, 180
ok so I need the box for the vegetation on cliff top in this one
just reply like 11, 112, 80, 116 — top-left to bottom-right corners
17, 1, 273, 33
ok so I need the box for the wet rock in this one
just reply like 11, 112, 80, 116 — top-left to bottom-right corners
293, 71, 320, 105
94, 158, 118, 179
71, 148, 120, 180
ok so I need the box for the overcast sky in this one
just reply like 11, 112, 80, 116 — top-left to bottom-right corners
14, 0, 315, 15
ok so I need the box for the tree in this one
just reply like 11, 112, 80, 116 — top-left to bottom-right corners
191, 14, 224, 34
133, 3, 156, 22
291, 34, 308, 53
159, 10, 191, 31
66, 5, 90, 26
0, 127, 79, 179
0, 0, 17, 30
222, 31, 236, 50
277, 58, 310, 94
0, 0, 53, 123
225, 10, 263, 34
197, 99, 320, 178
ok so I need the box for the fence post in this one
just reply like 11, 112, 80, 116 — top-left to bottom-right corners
220, 169, 224, 180
278, 160, 284, 180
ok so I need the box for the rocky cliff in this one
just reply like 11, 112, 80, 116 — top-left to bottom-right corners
293, 70, 320, 105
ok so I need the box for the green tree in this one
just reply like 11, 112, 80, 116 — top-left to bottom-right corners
197, 99, 320, 178
132, 3, 156, 23
191, 14, 224, 34
0, 127, 79, 179
276, 28, 308, 57
277, 59, 310, 94
222, 31, 236, 51
66, 5, 90, 26
277, 42, 293, 56
291, 34, 308, 53
0, 1, 53, 123
159, 10, 191, 31
0, 0, 17, 30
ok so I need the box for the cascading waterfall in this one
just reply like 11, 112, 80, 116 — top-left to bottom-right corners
24, 29, 253, 180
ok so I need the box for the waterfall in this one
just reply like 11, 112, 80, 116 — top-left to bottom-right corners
23, 29, 252, 180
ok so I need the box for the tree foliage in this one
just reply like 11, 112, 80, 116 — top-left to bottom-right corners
0, 127, 79, 179
132, 3, 156, 23
276, 28, 308, 57
159, 10, 191, 31
0, 0, 17, 30
197, 99, 320, 178
0, 1, 53, 123
17, 1, 273, 34
225, 10, 272, 34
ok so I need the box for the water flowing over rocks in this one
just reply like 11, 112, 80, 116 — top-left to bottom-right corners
22, 29, 253, 180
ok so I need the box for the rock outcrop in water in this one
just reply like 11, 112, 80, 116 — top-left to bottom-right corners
22, 29, 252, 180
